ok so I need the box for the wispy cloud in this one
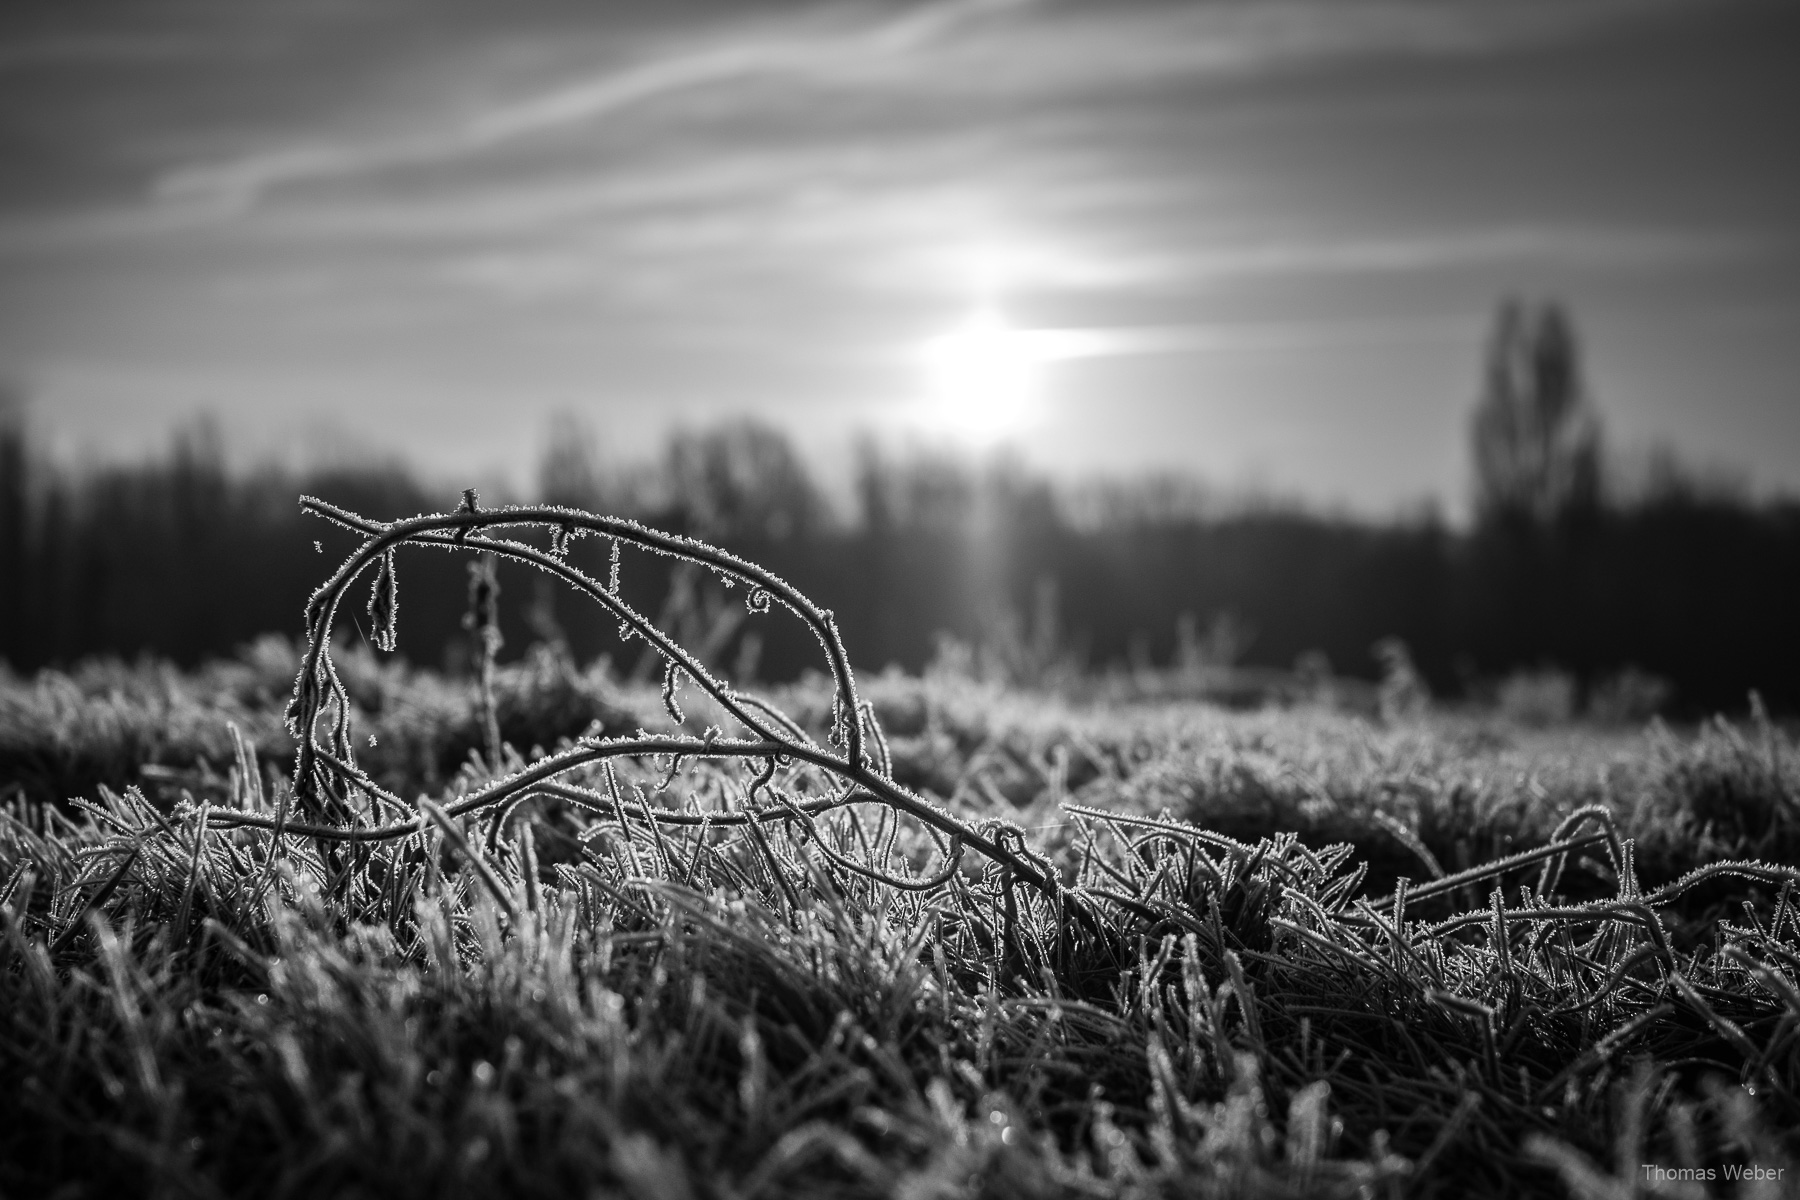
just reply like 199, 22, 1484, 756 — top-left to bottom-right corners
145, 0, 1646, 218
151, 0, 1044, 215
1022, 314, 1481, 363
1098, 226, 1781, 292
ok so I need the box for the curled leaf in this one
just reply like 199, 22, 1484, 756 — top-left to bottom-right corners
367, 550, 399, 652
663, 660, 686, 726
284, 670, 318, 736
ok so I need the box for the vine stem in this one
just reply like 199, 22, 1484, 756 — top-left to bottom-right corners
272, 498, 1090, 925
294, 498, 862, 766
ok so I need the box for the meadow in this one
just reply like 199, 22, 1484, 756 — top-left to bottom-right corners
2, 498, 1798, 1199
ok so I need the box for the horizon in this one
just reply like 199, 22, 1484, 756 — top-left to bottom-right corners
2, 0, 1797, 518
0, 403, 1766, 538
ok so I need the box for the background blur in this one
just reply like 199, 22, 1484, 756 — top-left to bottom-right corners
2, 0, 1797, 712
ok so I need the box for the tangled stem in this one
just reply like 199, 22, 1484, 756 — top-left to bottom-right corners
235, 497, 1080, 917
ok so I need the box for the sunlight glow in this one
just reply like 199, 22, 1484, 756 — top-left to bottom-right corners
920, 308, 1043, 443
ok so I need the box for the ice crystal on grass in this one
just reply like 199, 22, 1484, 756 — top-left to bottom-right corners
1, 499, 1798, 1197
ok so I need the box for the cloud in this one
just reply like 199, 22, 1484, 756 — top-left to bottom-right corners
146, 0, 1653, 217
1023, 314, 1479, 362
1102, 226, 1781, 292
151, 0, 1045, 214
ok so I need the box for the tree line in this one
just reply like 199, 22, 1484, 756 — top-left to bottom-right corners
2, 302, 1796, 713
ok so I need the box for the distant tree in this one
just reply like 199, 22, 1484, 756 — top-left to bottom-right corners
1470, 299, 1603, 523
537, 413, 606, 510
664, 419, 826, 540
852, 441, 981, 533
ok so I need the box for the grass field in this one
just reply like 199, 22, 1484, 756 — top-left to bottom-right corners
4, 504, 1799, 1199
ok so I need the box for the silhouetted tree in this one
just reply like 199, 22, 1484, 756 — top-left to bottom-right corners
536, 413, 608, 510
664, 419, 825, 540
1470, 299, 1602, 524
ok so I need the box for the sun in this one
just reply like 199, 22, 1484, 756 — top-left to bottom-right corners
920, 308, 1042, 443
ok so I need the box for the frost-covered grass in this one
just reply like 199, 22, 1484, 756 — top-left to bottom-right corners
4, 496, 1798, 1199
4, 656, 1799, 1198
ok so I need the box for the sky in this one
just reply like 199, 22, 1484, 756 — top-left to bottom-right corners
0, 0, 1796, 516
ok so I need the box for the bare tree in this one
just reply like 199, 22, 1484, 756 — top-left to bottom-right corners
665, 419, 826, 540
1470, 299, 1602, 523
